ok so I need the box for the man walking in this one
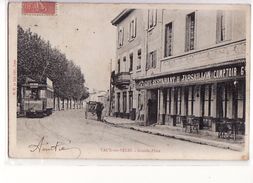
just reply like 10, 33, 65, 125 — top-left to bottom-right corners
96, 102, 104, 121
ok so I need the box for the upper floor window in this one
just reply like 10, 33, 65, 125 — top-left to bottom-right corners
118, 27, 124, 47
216, 10, 232, 43
129, 53, 133, 72
129, 18, 137, 40
148, 9, 157, 30
165, 22, 173, 57
137, 49, 141, 70
185, 12, 196, 52
146, 50, 157, 70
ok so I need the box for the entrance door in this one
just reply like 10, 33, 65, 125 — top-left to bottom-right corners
148, 90, 158, 125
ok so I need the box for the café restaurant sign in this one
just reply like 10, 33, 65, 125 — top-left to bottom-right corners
136, 65, 245, 89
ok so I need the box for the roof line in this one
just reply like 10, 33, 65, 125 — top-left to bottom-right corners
111, 9, 134, 26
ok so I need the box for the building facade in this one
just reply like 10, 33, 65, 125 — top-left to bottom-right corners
111, 9, 146, 120
111, 8, 247, 133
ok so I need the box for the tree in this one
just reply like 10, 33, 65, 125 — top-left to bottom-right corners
17, 25, 89, 104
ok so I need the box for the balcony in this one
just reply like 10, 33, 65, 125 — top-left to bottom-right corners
113, 72, 131, 88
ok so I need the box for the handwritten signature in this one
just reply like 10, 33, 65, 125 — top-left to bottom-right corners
28, 136, 81, 158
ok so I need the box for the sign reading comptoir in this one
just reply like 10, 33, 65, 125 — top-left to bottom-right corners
136, 65, 245, 89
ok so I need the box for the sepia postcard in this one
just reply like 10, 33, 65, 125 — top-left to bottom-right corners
8, 2, 250, 160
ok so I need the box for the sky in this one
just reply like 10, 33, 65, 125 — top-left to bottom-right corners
19, 4, 122, 92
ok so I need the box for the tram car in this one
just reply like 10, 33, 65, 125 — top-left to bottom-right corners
21, 77, 54, 117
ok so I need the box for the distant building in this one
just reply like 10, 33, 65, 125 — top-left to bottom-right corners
111, 8, 246, 133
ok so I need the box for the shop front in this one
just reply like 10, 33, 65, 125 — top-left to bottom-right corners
135, 60, 246, 134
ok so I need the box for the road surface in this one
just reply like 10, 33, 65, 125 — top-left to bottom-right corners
14, 109, 243, 159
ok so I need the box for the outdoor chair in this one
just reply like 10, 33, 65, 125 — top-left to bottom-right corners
184, 117, 199, 133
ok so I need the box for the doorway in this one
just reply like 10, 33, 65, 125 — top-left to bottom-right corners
147, 89, 158, 125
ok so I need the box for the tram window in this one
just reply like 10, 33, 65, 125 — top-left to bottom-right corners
40, 90, 46, 98
27, 89, 40, 100
32, 90, 39, 100
25, 90, 31, 98
25, 89, 39, 100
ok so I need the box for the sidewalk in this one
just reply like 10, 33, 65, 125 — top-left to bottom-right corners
103, 116, 244, 151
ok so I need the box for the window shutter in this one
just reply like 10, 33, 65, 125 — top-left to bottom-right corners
118, 27, 124, 47
153, 10, 157, 26
146, 53, 150, 70
225, 11, 232, 41
133, 18, 137, 38
216, 11, 222, 43
118, 28, 120, 47
153, 51, 157, 68
121, 27, 124, 45
148, 10, 152, 29
185, 15, 189, 51
128, 23, 131, 41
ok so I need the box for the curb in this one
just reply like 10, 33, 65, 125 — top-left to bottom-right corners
103, 118, 242, 152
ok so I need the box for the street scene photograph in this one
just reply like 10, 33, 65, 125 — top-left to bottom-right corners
8, 3, 249, 159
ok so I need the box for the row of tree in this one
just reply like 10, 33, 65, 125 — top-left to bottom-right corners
17, 25, 89, 102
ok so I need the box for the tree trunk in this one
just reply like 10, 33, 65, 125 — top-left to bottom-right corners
57, 97, 59, 110
53, 95, 56, 111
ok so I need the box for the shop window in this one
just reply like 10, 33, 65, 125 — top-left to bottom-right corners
218, 83, 233, 119
138, 93, 141, 109
216, 10, 232, 43
167, 88, 172, 114
187, 86, 195, 116
137, 49, 141, 70
165, 22, 173, 57
221, 85, 228, 118
117, 92, 120, 112
203, 85, 213, 117
129, 91, 133, 111
123, 92, 127, 113
218, 81, 245, 120
129, 53, 133, 72
185, 12, 196, 52
137, 92, 144, 121
175, 88, 182, 115
235, 81, 245, 119
148, 9, 157, 30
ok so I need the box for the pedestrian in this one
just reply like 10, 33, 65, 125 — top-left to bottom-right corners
96, 102, 104, 121
84, 101, 88, 119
